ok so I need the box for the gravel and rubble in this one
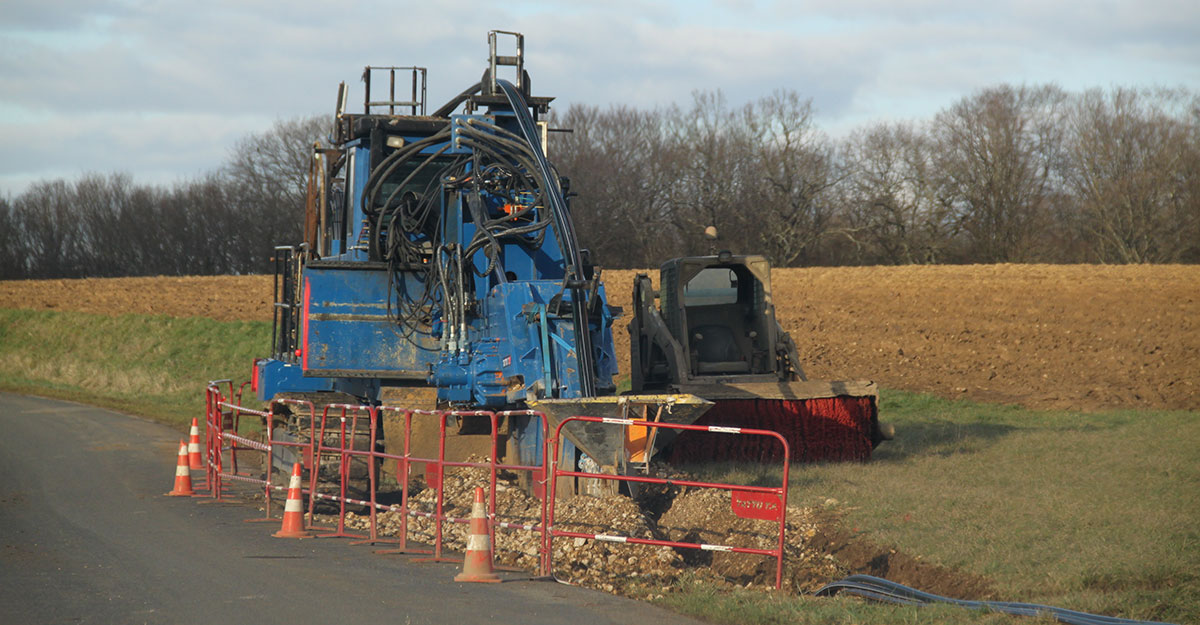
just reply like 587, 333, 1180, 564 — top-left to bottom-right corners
316, 457, 991, 600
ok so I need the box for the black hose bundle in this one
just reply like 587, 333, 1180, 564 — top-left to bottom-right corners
495, 79, 596, 396
354, 80, 572, 359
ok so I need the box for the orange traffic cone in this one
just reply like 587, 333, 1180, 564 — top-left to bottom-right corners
166, 440, 195, 496
187, 418, 203, 470
273, 463, 312, 539
455, 487, 500, 583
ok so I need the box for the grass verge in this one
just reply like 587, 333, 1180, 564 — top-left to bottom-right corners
682, 390, 1199, 624
655, 580, 1018, 624
0, 308, 268, 430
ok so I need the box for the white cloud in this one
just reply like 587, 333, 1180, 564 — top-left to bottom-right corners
1, 0, 1197, 194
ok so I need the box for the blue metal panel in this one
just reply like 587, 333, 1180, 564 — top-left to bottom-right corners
346, 144, 372, 261
301, 264, 440, 379
255, 358, 333, 402
427, 278, 617, 407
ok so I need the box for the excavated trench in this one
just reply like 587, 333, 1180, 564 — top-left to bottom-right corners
317, 460, 993, 601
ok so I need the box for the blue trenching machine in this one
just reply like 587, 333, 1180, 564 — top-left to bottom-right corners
253, 31, 710, 493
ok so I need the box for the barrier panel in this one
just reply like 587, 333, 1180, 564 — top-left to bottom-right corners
496, 409, 552, 575
203, 383, 315, 519
196, 384, 791, 586
369, 407, 440, 556
309, 403, 376, 539
417, 409, 494, 563
198, 384, 552, 575
207, 386, 249, 501
204, 381, 255, 499
259, 397, 318, 519
368, 408, 551, 574
546, 416, 791, 589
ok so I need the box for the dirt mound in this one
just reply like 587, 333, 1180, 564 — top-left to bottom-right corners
801, 515, 993, 599
2, 264, 1197, 411
329, 461, 990, 600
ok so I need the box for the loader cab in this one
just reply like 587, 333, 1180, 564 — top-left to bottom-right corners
667, 255, 777, 378
624, 253, 791, 391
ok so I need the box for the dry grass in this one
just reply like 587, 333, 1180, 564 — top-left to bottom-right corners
0, 309, 267, 427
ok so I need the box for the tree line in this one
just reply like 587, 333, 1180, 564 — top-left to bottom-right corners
1, 84, 1196, 280
0, 116, 323, 279
556, 85, 1200, 267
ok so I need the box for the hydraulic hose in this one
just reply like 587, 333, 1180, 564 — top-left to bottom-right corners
432, 82, 482, 118
814, 575, 1176, 625
495, 78, 596, 397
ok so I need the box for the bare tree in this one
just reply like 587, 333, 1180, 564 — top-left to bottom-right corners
221, 114, 328, 255
553, 104, 685, 268
840, 121, 959, 264
744, 90, 840, 266
932, 84, 1069, 262
223, 115, 328, 205
1065, 87, 1200, 263
0, 195, 21, 278
661, 91, 759, 257
7, 86, 1199, 279
13, 179, 89, 278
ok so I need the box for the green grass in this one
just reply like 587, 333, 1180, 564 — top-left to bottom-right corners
655, 580, 1020, 625
2, 307, 1196, 623
683, 390, 1199, 624
819, 391, 1198, 621
0, 308, 269, 430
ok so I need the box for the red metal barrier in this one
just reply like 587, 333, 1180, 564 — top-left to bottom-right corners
265, 404, 554, 574
203, 384, 316, 521
205, 380, 268, 499
547, 416, 791, 589
198, 384, 793, 586
199, 393, 552, 575
370, 407, 440, 555
496, 410, 552, 575
310, 403, 375, 540
368, 408, 550, 570
259, 397, 317, 521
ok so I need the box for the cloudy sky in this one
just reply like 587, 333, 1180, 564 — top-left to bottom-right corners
1, 0, 1197, 195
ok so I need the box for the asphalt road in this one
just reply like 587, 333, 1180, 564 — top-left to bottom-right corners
0, 393, 704, 625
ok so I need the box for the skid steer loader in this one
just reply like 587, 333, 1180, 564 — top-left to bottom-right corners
629, 252, 892, 464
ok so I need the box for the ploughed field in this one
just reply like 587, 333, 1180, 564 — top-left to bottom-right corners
3, 264, 1195, 412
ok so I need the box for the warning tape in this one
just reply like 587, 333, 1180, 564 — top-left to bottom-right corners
218, 401, 270, 418
223, 433, 270, 452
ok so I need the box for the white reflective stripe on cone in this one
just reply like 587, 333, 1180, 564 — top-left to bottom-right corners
466, 533, 491, 551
